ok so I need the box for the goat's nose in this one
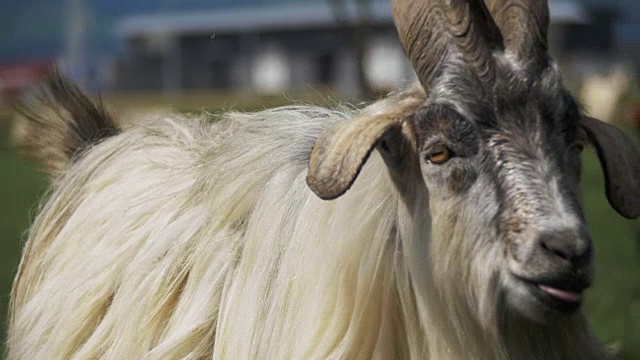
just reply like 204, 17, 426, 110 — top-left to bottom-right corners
537, 227, 592, 267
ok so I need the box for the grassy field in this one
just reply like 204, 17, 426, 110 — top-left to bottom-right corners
0, 120, 48, 359
0, 101, 639, 358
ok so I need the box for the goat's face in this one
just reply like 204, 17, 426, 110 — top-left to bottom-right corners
308, 0, 639, 325
416, 64, 595, 323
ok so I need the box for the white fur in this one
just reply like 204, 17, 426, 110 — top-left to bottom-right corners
8, 97, 607, 359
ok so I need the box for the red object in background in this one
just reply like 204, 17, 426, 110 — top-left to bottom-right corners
0, 61, 55, 100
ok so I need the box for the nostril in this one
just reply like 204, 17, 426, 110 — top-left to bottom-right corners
537, 228, 591, 264
541, 241, 569, 260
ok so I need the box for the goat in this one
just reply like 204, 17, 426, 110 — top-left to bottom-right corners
7, 0, 640, 359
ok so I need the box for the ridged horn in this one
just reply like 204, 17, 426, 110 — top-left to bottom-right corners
392, 0, 503, 88
485, 0, 550, 66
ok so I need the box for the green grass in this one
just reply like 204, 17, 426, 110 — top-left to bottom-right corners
0, 113, 638, 358
581, 149, 640, 359
0, 121, 47, 358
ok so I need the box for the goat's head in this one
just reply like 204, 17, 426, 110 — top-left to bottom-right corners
307, 0, 639, 326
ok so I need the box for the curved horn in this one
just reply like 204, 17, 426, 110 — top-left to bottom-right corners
485, 0, 550, 65
392, 0, 502, 88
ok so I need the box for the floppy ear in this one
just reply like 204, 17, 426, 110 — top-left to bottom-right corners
581, 116, 640, 219
307, 114, 416, 200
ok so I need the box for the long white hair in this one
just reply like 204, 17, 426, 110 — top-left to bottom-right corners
8, 78, 606, 359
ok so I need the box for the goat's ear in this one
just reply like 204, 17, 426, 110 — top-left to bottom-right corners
307, 115, 415, 200
581, 116, 640, 219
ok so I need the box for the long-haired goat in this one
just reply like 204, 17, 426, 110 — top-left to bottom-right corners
7, 0, 640, 359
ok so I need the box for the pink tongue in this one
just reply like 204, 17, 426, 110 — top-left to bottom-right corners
539, 285, 582, 303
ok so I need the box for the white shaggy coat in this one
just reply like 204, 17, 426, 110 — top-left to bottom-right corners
8, 93, 607, 359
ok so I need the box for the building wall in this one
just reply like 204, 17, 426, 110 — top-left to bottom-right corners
115, 25, 414, 95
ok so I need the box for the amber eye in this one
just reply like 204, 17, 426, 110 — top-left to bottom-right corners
426, 144, 452, 164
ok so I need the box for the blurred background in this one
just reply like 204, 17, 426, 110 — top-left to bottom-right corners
0, 0, 639, 358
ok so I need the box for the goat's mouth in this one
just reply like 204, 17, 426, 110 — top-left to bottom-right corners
505, 274, 590, 322
518, 277, 587, 313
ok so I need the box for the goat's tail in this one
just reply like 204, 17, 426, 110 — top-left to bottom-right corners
14, 71, 119, 178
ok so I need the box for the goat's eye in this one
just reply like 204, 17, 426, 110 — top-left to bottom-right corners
571, 140, 585, 154
426, 144, 452, 164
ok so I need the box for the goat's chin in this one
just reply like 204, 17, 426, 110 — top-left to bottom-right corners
502, 275, 581, 324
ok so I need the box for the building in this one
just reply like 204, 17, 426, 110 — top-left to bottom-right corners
2, 0, 636, 95
114, 1, 591, 95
